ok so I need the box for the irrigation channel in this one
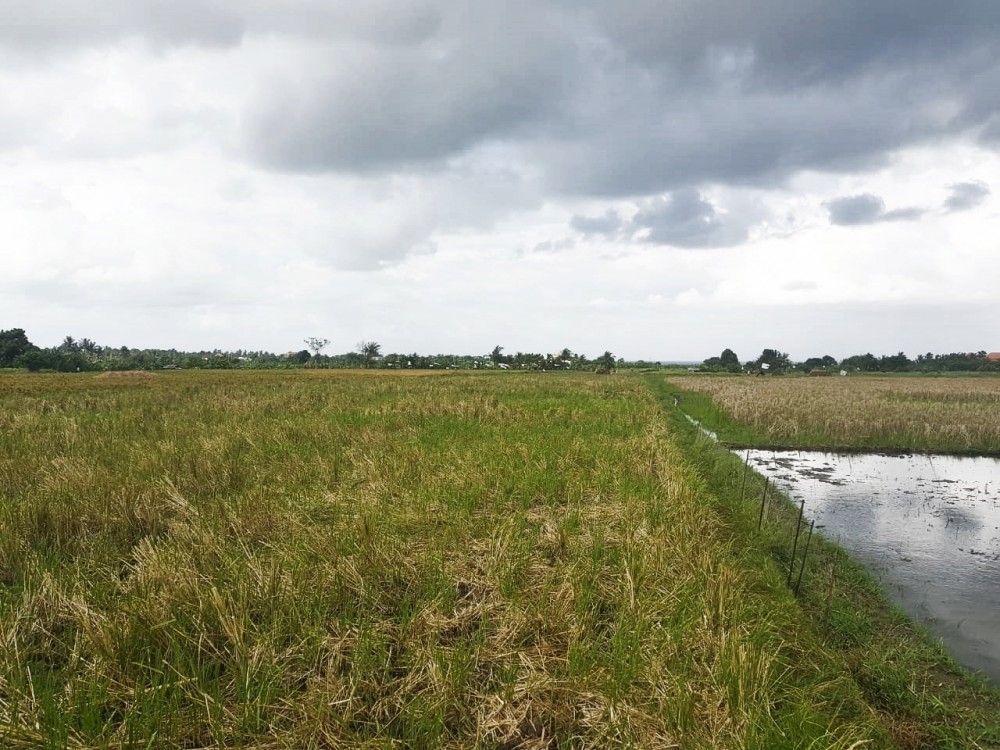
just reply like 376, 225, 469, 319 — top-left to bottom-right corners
744, 448, 1000, 684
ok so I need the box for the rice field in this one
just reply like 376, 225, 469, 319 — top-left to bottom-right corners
664, 374, 1000, 454
0, 370, 996, 748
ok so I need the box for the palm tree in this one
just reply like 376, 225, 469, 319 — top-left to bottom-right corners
358, 340, 381, 368
597, 351, 616, 370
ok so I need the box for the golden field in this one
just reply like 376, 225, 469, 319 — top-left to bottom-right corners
0, 370, 997, 748
666, 374, 1000, 454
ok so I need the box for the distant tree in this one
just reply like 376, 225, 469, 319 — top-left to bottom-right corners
302, 337, 329, 368
358, 340, 381, 368
490, 345, 504, 365
800, 355, 837, 372
754, 348, 791, 373
304, 337, 329, 358
596, 351, 616, 370
0, 328, 35, 367
294, 350, 311, 365
18, 349, 89, 373
879, 351, 912, 372
59, 336, 80, 354
840, 353, 878, 372
703, 348, 741, 372
18, 350, 56, 372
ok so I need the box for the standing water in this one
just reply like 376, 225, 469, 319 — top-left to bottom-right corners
745, 450, 1000, 683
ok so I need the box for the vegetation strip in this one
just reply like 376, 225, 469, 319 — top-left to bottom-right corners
644, 373, 1000, 748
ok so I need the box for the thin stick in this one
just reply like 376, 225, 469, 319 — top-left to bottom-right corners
824, 562, 836, 627
757, 478, 769, 530
787, 499, 806, 586
739, 451, 750, 503
794, 520, 815, 596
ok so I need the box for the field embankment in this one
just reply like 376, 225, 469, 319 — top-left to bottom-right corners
644, 374, 1000, 748
1, 370, 997, 747
662, 374, 1000, 455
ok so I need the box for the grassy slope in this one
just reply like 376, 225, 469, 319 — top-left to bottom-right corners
644, 374, 1000, 748
665, 374, 1000, 455
0, 370, 993, 747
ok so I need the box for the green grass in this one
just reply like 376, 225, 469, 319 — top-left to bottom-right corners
644, 373, 1000, 748
0, 370, 996, 747
668, 385, 763, 446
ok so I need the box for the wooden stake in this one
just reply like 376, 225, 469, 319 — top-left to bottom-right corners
787, 499, 806, 586
757, 478, 769, 530
794, 520, 815, 596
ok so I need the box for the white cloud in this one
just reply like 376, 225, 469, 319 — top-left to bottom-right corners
1, 3, 999, 360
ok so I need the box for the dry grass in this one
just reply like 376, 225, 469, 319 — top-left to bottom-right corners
0, 370, 927, 747
94, 371, 158, 383
667, 374, 1000, 454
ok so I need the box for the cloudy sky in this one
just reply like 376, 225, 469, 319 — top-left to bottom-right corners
3, 1, 998, 361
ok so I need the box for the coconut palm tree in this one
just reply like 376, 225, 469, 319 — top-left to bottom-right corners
597, 351, 616, 370
358, 340, 381, 367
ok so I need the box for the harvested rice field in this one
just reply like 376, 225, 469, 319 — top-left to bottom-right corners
663, 374, 1000, 455
1, 370, 998, 748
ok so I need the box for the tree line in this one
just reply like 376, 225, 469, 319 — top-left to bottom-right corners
699, 347, 1000, 374
2, 328, 996, 374
0, 330, 630, 373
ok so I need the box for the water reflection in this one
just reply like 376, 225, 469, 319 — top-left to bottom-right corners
744, 450, 1000, 683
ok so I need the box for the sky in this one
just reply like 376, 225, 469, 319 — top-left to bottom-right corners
2, 1, 999, 361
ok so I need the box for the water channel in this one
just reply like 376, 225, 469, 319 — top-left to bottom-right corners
743, 449, 1000, 684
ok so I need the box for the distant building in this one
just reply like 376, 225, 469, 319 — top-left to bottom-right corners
987, 352, 1000, 362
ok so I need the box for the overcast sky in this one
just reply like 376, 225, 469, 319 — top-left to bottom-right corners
3, 1, 998, 361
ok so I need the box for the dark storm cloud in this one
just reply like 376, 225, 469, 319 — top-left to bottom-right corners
248, 3, 579, 172
981, 117, 1000, 145
0, 1, 444, 53
539, 81, 922, 196
944, 181, 990, 211
570, 209, 623, 237
825, 194, 924, 226
0, 1, 245, 51
246, 0, 1000, 195
573, 190, 752, 248
826, 194, 886, 225
578, 0, 1000, 86
631, 190, 748, 248
4, 1, 1000, 199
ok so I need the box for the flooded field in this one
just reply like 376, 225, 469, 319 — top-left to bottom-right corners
745, 449, 1000, 683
